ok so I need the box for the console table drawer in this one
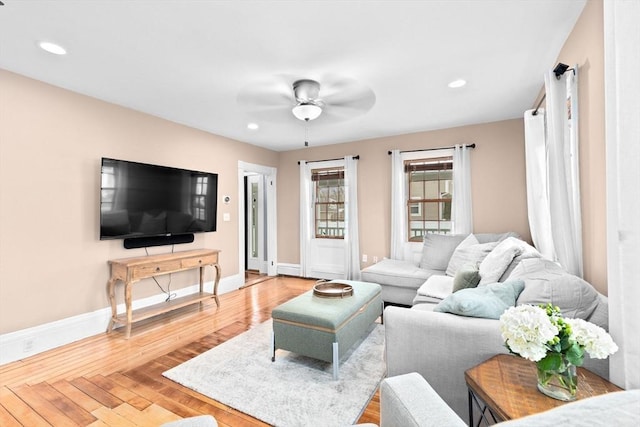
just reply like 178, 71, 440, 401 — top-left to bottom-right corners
181, 254, 217, 269
132, 260, 182, 279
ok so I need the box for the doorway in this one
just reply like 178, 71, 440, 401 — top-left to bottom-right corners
238, 161, 277, 285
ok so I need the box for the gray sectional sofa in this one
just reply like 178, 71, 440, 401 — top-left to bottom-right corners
361, 232, 520, 306
363, 232, 612, 421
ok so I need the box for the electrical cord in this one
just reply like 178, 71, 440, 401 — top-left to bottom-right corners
144, 246, 177, 302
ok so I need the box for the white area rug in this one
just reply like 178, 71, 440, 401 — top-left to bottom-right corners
163, 320, 385, 427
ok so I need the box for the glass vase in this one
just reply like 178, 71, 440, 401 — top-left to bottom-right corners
536, 359, 578, 401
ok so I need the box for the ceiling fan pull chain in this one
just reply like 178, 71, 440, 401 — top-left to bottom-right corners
304, 120, 309, 147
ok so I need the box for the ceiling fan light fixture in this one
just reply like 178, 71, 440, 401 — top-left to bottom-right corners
292, 102, 322, 121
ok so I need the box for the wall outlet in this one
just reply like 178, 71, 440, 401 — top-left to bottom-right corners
223, 213, 231, 222
362, 254, 368, 263
373, 256, 378, 263
23, 338, 34, 353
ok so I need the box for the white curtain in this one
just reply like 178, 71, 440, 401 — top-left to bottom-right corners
545, 67, 583, 277
523, 109, 557, 260
299, 161, 312, 278
390, 150, 407, 260
604, 0, 640, 390
344, 156, 361, 280
451, 144, 473, 235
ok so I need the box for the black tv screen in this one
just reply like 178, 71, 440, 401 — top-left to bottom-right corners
100, 158, 218, 240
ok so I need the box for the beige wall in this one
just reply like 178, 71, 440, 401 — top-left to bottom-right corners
554, 0, 606, 293
0, 70, 278, 334
277, 119, 531, 268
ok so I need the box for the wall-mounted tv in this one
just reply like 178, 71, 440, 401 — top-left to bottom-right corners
100, 158, 218, 241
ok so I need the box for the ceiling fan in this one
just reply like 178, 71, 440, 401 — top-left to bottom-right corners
237, 75, 376, 123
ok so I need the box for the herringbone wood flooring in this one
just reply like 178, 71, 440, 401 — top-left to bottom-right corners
0, 276, 380, 426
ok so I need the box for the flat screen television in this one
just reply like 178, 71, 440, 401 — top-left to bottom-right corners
100, 158, 218, 241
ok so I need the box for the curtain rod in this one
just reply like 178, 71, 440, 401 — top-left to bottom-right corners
532, 94, 546, 116
532, 62, 576, 116
297, 155, 359, 165
387, 143, 475, 155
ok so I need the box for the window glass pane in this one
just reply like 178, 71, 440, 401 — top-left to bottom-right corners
424, 180, 439, 199
317, 186, 329, 202
316, 204, 327, 220
422, 202, 437, 221
441, 200, 452, 220
409, 180, 424, 199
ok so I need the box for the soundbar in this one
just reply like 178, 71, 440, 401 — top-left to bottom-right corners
123, 233, 194, 249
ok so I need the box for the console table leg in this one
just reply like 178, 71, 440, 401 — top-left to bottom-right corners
124, 281, 133, 339
213, 264, 221, 307
106, 278, 117, 333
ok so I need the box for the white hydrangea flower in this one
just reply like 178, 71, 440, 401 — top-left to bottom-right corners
499, 305, 559, 362
565, 318, 618, 359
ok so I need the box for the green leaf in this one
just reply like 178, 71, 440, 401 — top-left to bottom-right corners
566, 344, 585, 366
537, 353, 562, 371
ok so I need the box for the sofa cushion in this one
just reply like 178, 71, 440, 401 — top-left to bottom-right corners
433, 280, 525, 319
452, 263, 481, 292
510, 258, 600, 320
416, 275, 455, 300
361, 258, 437, 289
420, 234, 467, 271
479, 237, 523, 285
446, 241, 498, 276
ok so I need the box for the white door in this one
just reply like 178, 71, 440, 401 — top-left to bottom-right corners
302, 159, 347, 280
238, 161, 277, 277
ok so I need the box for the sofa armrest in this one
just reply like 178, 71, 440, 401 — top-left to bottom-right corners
384, 306, 509, 420
380, 373, 466, 427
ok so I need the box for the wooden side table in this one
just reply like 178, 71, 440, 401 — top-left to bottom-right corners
464, 354, 622, 426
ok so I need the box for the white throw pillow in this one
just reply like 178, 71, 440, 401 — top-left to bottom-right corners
478, 237, 523, 285
446, 241, 498, 277
416, 275, 455, 300
445, 234, 478, 276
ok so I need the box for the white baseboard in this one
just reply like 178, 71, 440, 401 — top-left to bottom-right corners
277, 263, 301, 276
0, 274, 243, 366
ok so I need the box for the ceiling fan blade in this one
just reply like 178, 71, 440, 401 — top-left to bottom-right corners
320, 103, 372, 122
321, 79, 376, 112
237, 78, 293, 112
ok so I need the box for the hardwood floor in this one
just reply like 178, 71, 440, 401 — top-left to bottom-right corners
0, 277, 381, 426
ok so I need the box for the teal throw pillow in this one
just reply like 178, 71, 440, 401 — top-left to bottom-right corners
433, 279, 525, 319
452, 263, 481, 292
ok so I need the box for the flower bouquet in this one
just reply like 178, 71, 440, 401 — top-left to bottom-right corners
499, 303, 618, 401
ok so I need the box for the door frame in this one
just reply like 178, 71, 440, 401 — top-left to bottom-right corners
238, 161, 277, 276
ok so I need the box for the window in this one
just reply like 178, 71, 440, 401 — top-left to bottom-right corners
101, 164, 115, 212
405, 156, 453, 241
312, 167, 345, 238
192, 175, 208, 220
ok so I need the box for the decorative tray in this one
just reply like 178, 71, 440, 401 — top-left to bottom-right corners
313, 281, 353, 298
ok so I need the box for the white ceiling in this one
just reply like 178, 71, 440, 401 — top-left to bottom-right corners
0, 0, 586, 151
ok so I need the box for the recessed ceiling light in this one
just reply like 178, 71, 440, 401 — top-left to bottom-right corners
247, 123, 259, 130
38, 41, 67, 55
448, 79, 466, 88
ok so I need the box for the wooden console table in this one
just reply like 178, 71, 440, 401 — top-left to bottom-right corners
465, 354, 622, 426
106, 249, 221, 338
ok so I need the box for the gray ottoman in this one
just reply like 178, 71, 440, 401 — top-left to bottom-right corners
271, 280, 383, 380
